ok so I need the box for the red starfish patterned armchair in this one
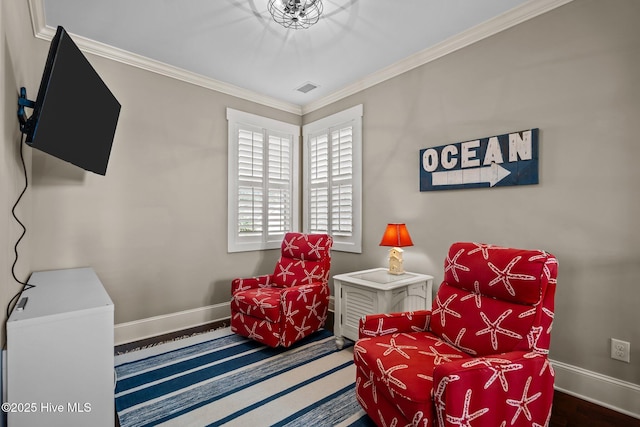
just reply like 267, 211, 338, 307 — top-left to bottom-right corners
354, 242, 558, 427
231, 232, 333, 347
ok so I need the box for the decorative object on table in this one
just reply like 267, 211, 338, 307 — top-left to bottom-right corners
420, 128, 539, 191
354, 241, 558, 427
268, 0, 323, 29
379, 223, 414, 274
230, 232, 333, 347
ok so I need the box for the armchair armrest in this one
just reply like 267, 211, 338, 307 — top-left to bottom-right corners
358, 310, 431, 339
432, 351, 554, 426
231, 274, 273, 294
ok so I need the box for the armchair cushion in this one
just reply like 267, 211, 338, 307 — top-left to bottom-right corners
430, 283, 538, 356
231, 287, 283, 323
355, 332, 472, 414
432, 242, 558, 357
444, 242, 555, 305
271, 233, 332, 288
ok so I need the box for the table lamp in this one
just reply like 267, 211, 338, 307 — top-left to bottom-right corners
379, 223, 413, 275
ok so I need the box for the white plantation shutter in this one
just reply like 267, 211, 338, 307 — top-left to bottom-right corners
309, 133, 329, 232
304, 105, 362, 253
267, 132, 292, 236
228, 109, 299, 252
237, 126, 264, 236
331, 126, 354, 236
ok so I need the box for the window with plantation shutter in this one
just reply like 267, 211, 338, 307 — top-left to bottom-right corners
303, 105, 362, 253
228, 108, 299, 252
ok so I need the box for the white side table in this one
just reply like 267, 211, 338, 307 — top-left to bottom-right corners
333, 268, 433, 348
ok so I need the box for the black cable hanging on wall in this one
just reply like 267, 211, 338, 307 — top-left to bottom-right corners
6, 133, 35, 319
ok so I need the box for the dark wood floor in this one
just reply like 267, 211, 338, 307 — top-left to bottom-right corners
550, 391, 640, 427
115, 320, 640, 427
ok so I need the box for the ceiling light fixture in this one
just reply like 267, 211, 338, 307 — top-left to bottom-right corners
268, 0, 323, 29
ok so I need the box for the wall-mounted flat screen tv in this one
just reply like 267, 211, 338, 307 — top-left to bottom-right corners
18, 26, 121, 175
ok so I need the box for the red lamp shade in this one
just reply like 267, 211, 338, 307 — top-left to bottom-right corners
379, 223, 414, 247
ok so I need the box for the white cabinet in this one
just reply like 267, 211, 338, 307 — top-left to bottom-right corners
5, 268, 114, 427
333, 268, 433, 348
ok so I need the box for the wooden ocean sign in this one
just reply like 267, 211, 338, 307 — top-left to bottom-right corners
419, 128, 539, 191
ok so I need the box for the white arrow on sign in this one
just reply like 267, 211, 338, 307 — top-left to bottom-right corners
431, 163, 511, 187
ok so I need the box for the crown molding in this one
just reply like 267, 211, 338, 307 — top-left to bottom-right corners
27, 0, 302, 115
28, 0, 47, 37
29, 0, 573, 117
301, 0, 575, 114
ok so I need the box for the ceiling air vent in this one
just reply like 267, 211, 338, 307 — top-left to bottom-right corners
296, 82, 318, 94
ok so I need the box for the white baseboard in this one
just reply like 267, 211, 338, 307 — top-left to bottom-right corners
551, 359, 640, 419
114, 302, 231, 345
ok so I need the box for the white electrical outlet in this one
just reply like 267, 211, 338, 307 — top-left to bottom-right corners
611, 338, 631, 363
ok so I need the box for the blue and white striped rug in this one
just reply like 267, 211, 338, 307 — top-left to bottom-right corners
115, 327, 375, 427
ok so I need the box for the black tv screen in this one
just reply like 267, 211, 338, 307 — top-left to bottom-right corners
22, 26, 121, 175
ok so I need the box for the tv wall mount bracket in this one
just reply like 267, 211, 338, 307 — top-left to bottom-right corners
17, 87, 35, 135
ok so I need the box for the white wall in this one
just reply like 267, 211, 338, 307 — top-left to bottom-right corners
304, 0, 640, 396
1, 0, 37, 345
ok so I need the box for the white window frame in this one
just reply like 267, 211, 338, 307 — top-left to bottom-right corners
303, 104, 363, 253
227, 108, 300, 252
